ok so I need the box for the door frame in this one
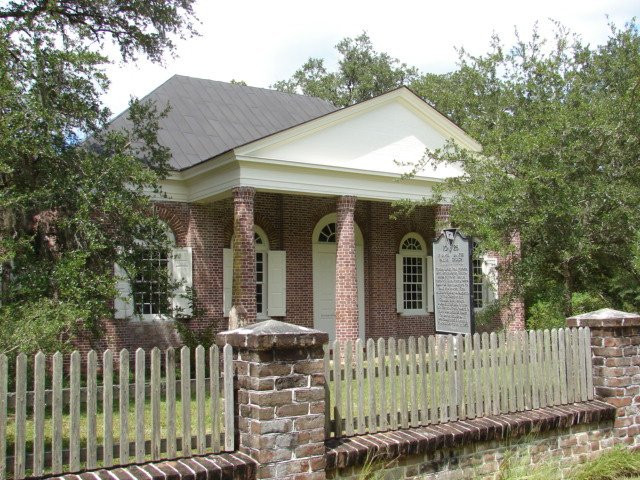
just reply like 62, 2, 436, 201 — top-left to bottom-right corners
312, 213, 365, 341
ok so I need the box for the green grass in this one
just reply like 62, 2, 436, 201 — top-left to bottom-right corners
6, 392, 225, 456
572, 446, 640, 480
482, 446, 640, 480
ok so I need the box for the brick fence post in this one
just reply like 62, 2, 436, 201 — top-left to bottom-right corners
567, 308, 640, 447
217, 319, 328, 480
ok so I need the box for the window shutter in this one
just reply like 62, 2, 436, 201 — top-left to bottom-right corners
427, 256, 434, 313
396, 254, 404, 313
223, 248, 233, 317
171, 247, 193, 316
482, 256, 499, 303
267, 250, 286, 317
114, 263, 134, 319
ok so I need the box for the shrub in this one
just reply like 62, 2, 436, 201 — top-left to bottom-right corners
571, 292, 608, 316
527, 299, 566, 330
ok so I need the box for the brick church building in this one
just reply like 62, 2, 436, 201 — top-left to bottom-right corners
93, 75, 524, 353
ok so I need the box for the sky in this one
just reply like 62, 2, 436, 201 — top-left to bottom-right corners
102, 0, 638, 117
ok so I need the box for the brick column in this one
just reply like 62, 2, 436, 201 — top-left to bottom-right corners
217, 320, 328, 480
232, 186, 256, 325
434, 203, 452, 229
567, 308, 640, 447
335, 196, 359, 342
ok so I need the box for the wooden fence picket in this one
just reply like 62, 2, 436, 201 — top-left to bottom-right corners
344, 340, 354, 436
119, 349, 129, 465
408, 337, 419, 427
86, 350, 98, 469
52, 352, 63, 473
181, 346, 192, 456
223, 343, 234, 451
439, 335, 449, 423
196, 345, 206, 453
103, 350, 114, 468
366, 338, 377, 433
324, 344, 331, 437
447, 336, 457, 422
388, 338, 398, 430
355, 339, 365, 435
150, 347, 161, 460
473, 333, 483, 416
418, 336, 429, 425
398, 339, 409, 429
69, 351, 80, 473
135, 348, 146, 463
166, 347, 177, 457
377, 338, 387, 431
33, 352, 45, 476
584, 327, 594, 401
332, 340, 342, 437
426, 335, 436, 423
210, 345, 220, 452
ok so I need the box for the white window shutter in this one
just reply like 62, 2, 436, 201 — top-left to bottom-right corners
482, 256, 499, 303
171, 247, 193, 316
114, 263, 133, 319
223, 248, 233, 317
267, 250, 286, 317
396, 254, 404, 313
427, 256, 434, 313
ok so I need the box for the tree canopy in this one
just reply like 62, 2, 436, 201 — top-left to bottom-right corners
416, 21, 640, 319
273, 32, 419, 107
279, 23, 640, 322
0, 0, 197, 353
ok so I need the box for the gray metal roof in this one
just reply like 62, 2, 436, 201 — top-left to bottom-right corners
109, 75, 338, 171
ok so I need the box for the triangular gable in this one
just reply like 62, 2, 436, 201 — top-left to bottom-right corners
234, 87, 481, 180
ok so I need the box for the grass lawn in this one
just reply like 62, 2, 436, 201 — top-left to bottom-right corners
5, 392, 226, 459
487, 446, 640, 480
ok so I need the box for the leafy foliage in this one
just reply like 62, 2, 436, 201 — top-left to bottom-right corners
273, 32, 419, 107
0, 0, 197, 353
412, 21, 640, 316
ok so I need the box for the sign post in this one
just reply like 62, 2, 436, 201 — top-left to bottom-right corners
432, 228, 474, 335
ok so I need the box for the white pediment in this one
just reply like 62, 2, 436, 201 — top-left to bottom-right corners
235, 88, 480, 180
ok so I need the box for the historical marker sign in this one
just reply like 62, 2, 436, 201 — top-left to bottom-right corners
432, 229, 474, 335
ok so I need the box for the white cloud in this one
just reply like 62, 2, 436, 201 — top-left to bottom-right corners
102, 0, 638, 116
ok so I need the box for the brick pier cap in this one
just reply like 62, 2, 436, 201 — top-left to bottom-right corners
567, 308, 640, 328
216, 319, 329, 350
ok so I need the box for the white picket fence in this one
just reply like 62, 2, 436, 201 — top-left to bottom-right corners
324, 328, 594, 437
0, 344, 235, 479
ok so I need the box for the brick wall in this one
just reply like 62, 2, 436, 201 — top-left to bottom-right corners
91, 193, 523, 353
568, 309, 640, 447
328, 414, 615, 480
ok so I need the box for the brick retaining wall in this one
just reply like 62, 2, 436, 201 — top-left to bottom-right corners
326, 402, 615, 479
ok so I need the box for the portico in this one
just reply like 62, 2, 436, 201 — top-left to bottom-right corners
108, 77, 523, 353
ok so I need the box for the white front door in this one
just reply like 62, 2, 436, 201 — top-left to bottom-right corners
313, 243, 365, 343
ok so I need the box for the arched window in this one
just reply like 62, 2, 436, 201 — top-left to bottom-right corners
396, 233, 431, 315
318, 222, 337, 243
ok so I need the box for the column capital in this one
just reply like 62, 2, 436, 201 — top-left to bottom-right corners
232, 186, 256, 203
336, 195, 356, 212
